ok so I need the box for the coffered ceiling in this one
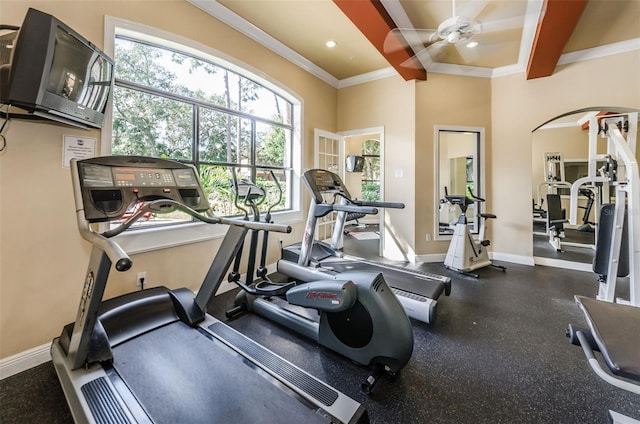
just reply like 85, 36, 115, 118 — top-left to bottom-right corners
189, 0, 640, 86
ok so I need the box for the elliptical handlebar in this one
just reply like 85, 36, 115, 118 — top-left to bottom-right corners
265, 170, 283, 220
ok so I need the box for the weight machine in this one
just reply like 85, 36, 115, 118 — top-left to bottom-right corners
568, 112, 638, 306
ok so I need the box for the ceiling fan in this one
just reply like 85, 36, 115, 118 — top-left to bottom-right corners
427, 0, 482, 45
384, 0, 520, 70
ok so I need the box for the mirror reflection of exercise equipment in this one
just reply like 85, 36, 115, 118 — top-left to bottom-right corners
436, 128, 482, 237
535, 152, 601, 253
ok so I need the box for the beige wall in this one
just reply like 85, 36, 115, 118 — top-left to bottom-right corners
337, 77, 416, 259
0, 1, 336, 358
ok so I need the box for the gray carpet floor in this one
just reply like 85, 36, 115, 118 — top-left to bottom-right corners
1, 226, 637, 423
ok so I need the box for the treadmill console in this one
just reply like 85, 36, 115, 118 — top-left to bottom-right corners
303, 169, 351, 204
75, 156, 209, 222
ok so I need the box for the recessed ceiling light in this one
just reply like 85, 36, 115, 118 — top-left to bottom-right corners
326, 40, 337, 48
466, 41, 479, 48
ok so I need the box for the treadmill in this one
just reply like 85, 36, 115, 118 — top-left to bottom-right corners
51, 156, 368, 424
281, 168, 451, 324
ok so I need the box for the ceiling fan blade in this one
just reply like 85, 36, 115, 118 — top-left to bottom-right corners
401, 41, 448, 69
400, 50, 431, 70
384, 28, 438, 54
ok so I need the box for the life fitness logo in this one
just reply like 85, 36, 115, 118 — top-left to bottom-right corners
305, 291, 340, 305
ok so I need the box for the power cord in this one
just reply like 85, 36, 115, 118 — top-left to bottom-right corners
0, 104, 9, 153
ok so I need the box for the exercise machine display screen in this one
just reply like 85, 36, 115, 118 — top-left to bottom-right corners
76, 157, 209, 222
113, 168, 175, 187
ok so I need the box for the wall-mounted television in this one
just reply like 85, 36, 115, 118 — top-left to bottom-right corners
1, 8, 114, 129
345, 154, 365, 173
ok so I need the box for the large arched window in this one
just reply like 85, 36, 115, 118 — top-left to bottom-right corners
102, 17, 302, 249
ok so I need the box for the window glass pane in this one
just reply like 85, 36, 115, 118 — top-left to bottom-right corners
239, 77, 291, 124
199, 164, 235, 217
112, 86, 192, 160
116, 38, 233, 109
256, 122, 290, 167
199, 109, 250, 164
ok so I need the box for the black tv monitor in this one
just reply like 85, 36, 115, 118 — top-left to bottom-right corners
345, 154, 365, 173
2, 8, 114, 129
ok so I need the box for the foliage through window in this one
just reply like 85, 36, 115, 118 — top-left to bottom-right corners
111, 36, 294, 226
361, 139, 380, 202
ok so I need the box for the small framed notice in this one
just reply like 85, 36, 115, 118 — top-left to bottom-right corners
62, 135, 96, 167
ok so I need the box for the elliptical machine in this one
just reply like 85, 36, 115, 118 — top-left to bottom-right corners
225, 172, 414, 394
443, 188, 506, 278
227, 168, 284, 290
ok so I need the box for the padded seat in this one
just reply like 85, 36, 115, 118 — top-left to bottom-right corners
575, 295, 640, 381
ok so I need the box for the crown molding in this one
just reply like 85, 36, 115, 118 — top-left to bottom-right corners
187, 0, 340, 88
338, 67, 397, 88
557, 38, 640, 66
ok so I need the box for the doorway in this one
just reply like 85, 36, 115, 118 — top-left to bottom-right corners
313, 127, 385, 256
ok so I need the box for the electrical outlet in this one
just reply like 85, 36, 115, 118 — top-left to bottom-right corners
426, 233, 432, 241
136, 271, 147, 288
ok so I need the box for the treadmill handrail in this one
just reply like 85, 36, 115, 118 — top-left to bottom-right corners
354, 200, 405, 209
77, 199, 291, 273
332, 204, 378, 215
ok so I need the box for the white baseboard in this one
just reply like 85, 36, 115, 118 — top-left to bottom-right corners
533, 256, 592, 272
0, 343, 51, 380
491, 252, 535, 266
414, 253, 447, 263
415, 252, 534, 266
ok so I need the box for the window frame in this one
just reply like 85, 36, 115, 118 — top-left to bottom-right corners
102, 16, 303, 254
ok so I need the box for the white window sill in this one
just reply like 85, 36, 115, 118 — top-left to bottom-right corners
115, 209, 303, 255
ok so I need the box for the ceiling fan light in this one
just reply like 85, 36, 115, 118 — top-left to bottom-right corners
466, 41, 479, 48
446, 31, 461, 43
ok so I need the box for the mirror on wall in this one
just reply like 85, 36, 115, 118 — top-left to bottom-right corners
435, 126, 484, 238
531, 107, 640, 267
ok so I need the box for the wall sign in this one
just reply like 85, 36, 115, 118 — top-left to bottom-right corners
62, 135, 96, 167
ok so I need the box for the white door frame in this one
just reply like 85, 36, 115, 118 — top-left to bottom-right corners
336, 126, 385, 256
313, 129, 345, 242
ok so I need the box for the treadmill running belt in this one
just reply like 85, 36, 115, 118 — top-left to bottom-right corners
323, 260, 446, 299
208, 322, 338, 406
111, 321, 328, 424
